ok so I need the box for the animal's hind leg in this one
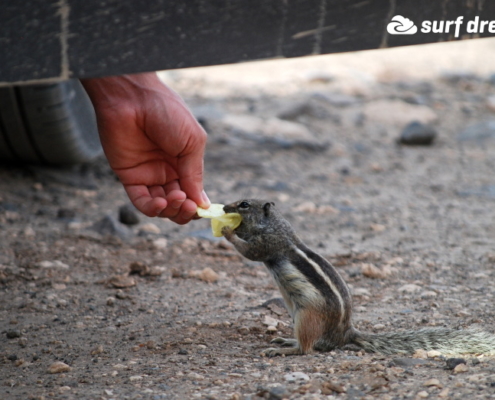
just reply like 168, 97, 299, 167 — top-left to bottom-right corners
262, 307, 326, 357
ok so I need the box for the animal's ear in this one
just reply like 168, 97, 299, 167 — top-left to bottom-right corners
263, 202, 275, 217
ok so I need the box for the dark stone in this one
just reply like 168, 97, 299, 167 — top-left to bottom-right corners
178, 349, 188, 355
399, 121, 437, 146
7, 354, 18, 361
446, 357, 466, 370
57, 208, 76, 220
268, 385, 289, 400
118, 204, 140, 226
6, 329, 21, 339
91, 215, 132, 240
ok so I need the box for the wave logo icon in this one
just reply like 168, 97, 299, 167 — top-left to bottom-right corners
387, 15, 418, 35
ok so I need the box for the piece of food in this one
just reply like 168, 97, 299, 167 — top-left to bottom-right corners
197, 204, 242, 237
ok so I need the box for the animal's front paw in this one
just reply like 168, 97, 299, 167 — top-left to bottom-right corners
221, 226, 234, 239
261, 347, 284, 357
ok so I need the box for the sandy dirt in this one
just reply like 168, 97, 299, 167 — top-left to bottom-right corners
2, 39, 495, 399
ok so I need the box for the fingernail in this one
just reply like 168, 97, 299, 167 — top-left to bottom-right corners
201, 190, 211, 207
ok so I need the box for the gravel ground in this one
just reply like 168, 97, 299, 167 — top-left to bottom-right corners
2, 40, 495, 399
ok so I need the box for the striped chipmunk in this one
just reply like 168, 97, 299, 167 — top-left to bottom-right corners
221, 199, 495, 357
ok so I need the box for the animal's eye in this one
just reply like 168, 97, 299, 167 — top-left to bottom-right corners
238, 201, 250, 209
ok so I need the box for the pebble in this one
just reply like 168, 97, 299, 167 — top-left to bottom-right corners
118, 204, 140, 226
153, 238, 168, 249
267, 385, 289, 399
423, 378, 442, 388
352, 287, 371, 297
420, 291, 437, 299
363, 100, 437, 126
398, 284, 422, 294
139, 223, 161, 234
361, 263, 387, 279
6, 329, 21, 339
106, 297, 115, 306
47, 361, 71, 374
446, 357, 467, 370
426, 350, 442, 358
188, 267, 220, 283
277, 101, 313, 120
284, 371, 310, 382
188, 372, 205, 380
36, 260, 70, 269
108, 275, 136, 288
417, 391, 429, 398
453, 363, 469, 374
129, 375, 143, 382
399, 121, 437, 145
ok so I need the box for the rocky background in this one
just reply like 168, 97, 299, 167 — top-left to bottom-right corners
2, 39, 495, 399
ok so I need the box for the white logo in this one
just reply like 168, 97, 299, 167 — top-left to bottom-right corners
387, 15, 418, 35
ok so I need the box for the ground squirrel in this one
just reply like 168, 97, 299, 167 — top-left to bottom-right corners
222, 199, 495, 357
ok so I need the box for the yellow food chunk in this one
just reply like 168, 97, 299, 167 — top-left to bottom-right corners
196, 203, 225, 218
197, 204, 242, 237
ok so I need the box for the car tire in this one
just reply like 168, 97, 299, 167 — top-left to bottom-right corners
0, 79, 102, 165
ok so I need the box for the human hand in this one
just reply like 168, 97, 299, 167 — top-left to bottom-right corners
81, 72, 210, 224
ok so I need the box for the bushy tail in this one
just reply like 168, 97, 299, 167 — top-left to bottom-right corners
352, 328, 495, 355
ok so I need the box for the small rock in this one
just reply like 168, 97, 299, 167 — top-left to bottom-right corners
398, 284, 422, 294
178, 349, 188, 355
6, 330, 21, 339
417, 391, 429, 398
7, 354, 18, 361
36, 260, 70, 269
277, 101, 313, 120
188, 372, 205, 380
139, 223, 161, 234
266, 326, 277, 333
284, 371, 310, 382
486, 95, 495, 112
438, 388, 450, 398
118, 204, 140, 226
420, 291, 437, 299
427, 350, 442, 358
453, 363, 469, 374
57, 208, 76, 220
23, 226, 36, 237
129, 375, 143, 382
321, 381, 346, 394
189, 267, 219, 283
47, 361, 71, 374
106, 297, 115, 306
152, 238, 168, 249
267, 385, 290, 399
413, 349, 428, 359
361, 263, 388, 279
129, 261, 150, 276
399, 121, 437, 145
92, 215, 132, 240
446, 357, 467, 370
363, 100, 438, 126
423, 378, 442, 388
262, 315, 281, 327
373, 323, 385, 330
108, 275, 136, 288
352, 287, 371, 297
